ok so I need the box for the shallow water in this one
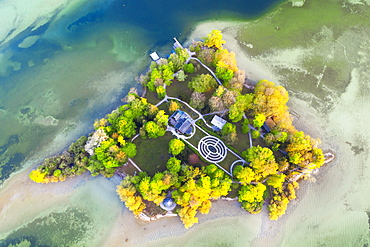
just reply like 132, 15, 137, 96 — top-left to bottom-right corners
1, 0, 370, 246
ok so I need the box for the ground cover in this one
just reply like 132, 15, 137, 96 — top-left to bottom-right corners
116, 161, 140, 176
132, 132, 174, 176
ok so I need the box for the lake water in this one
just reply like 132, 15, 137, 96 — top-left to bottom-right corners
1, 0, 370, 246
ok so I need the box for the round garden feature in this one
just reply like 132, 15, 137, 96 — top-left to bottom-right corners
198, 136, 227, 163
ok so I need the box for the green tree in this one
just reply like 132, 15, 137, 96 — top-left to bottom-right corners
145, 121, 166, 139
188, 74, 217, 93
241, 119, 250, 134
238, 183, 266, 214
242, 146, 279, 182
116, 116, 137, 138
215, 66, 234, 83
176, 70, 187, 82
228, 94, 254, 122
221, 122, 236, 136
166, 157, 182, 173
184, 63, 195, 73
251, 130, 260, 139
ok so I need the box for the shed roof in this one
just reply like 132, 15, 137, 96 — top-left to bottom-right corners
211, 115, 227, 130
149, 52, 160, 61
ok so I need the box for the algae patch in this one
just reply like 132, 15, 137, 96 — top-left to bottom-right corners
0, 207, 93, 247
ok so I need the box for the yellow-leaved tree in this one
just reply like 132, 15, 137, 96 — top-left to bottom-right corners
253, 79, 296, 133
203, 30, 226, 50
117, 176, 146, 216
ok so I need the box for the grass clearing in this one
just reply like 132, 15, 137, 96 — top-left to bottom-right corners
132, 132, 174, 176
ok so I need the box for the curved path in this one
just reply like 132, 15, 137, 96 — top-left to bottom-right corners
188, 57, 223, 86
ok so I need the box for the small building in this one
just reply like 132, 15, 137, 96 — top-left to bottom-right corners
169, 110, 193, 135
261, 122, 271, 133
160, 197, 177, 211
149, 52, 160, 62
211, 115, 227, 131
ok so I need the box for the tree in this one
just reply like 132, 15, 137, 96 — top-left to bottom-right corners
215, 66, 234, 83
213, 48, 238, 72
251, 130, 260, 139
166, 157, 182, 173
169, 139, 185, 156
145, 121, 166, 139
229, 70, 245, 92
154, 110, 169, 127
221, 122, 236, 136
197, 48, 216, 66
176, 70, 187, 82
190, 91, 206, 110
188, 74, 217, 93
267, 174, 286, 189
253, 113, 266, 128
171, 165, 231, 228
286, 131, 314, 165
203, 30, 226, 50
285, 131, 325, 177
184, 63, 195, 73
268, 181, 299, 220
116, 116, 137, 138
228, 94, 254, 122
116, 176, 146, 216
29, 169, 48, 183
233, 165, 256, 185
208, 96, 225, 112
214, 85, 226, 98
241, 119, 250, 134
242, 146, 279, 182
222, 90, 238, 107
169, 100, 181, 112
168, 49, 187, 71
253, 80, 296, 133
159, 63, 174, 86
156, 85, 166, 99
238, 183, 266, 214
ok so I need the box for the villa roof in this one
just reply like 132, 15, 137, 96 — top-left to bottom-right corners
175, 119, 192, 135
170, 110, 193, 135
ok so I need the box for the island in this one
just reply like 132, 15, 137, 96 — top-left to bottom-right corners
29, 30, 333, 229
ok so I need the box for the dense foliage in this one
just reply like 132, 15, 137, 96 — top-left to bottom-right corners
116, 164, 231, 228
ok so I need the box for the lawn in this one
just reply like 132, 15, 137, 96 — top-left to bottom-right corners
132, 132, 174, 176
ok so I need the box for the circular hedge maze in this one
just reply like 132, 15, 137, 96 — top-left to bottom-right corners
198, 136, 227, 163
